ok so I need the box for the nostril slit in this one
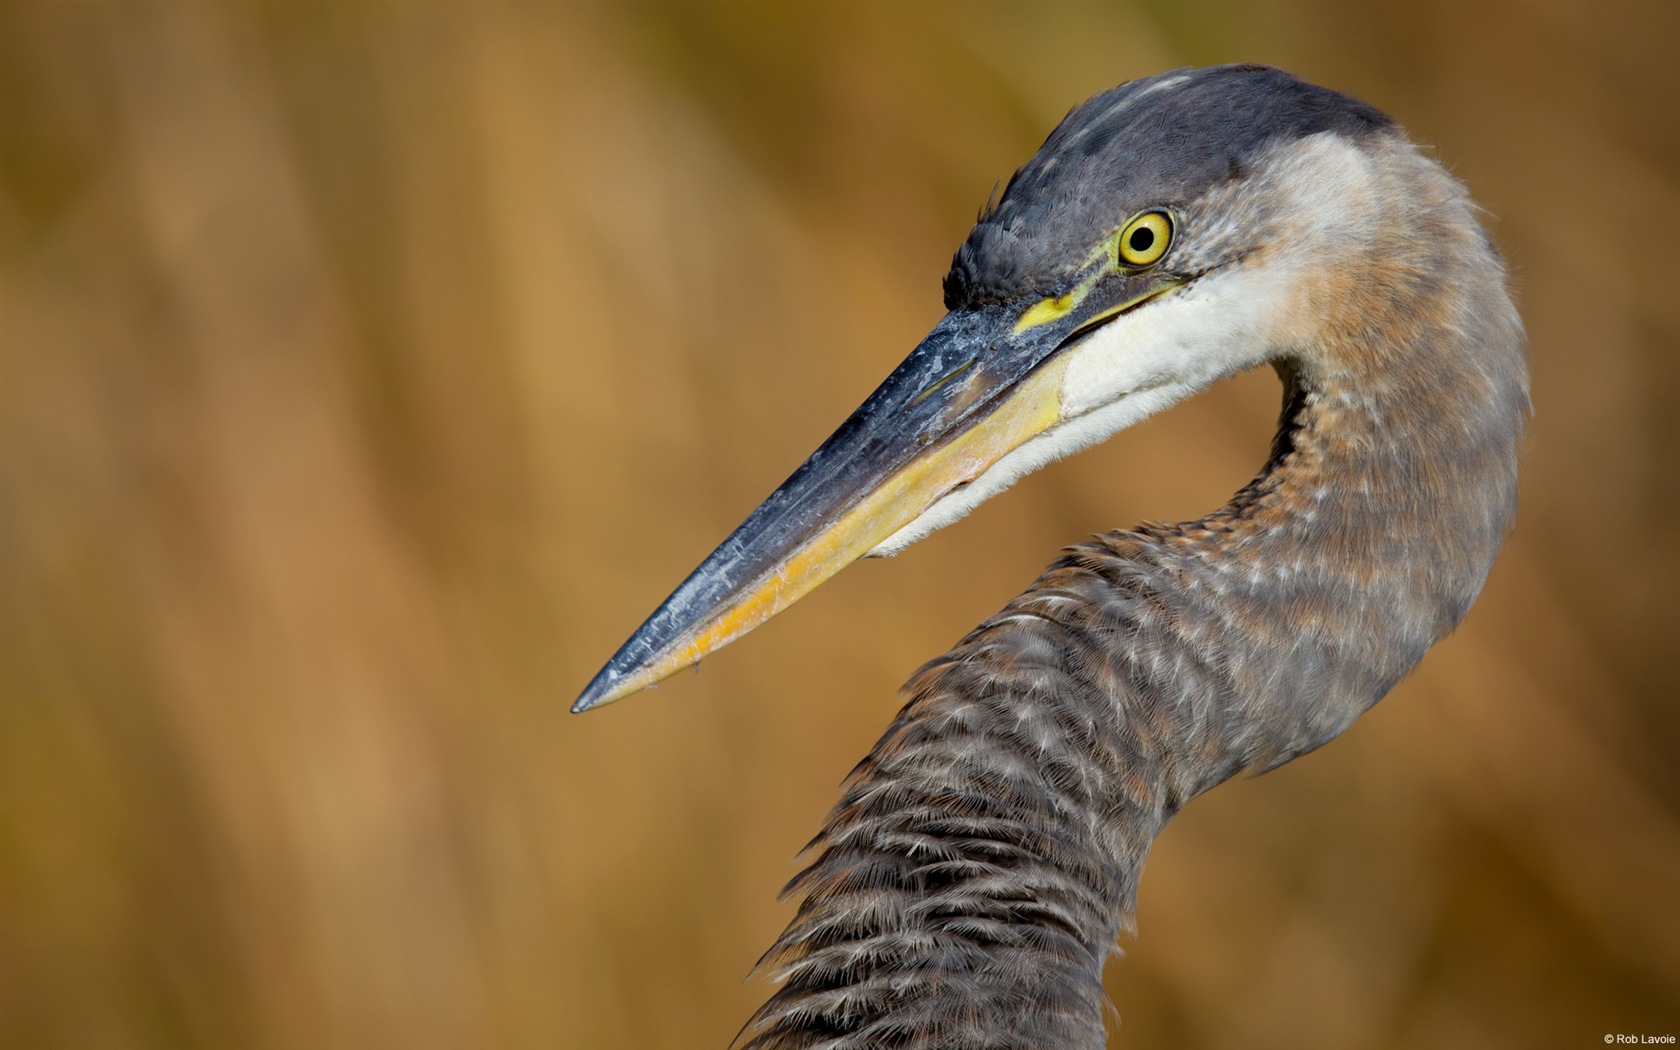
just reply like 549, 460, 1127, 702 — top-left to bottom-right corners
912, 357, 978, 405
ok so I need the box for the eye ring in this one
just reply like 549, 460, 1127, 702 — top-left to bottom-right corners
1117, 210, 1173, 268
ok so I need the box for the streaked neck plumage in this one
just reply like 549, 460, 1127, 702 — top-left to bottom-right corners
741, 135, 1527, 1049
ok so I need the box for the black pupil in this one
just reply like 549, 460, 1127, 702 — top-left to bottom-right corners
1129, 227, 1155, 254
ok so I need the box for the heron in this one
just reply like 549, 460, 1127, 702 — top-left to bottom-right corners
573, 65, 1527, 1048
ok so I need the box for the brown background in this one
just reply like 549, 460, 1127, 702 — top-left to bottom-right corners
2, 2, 1676, 1047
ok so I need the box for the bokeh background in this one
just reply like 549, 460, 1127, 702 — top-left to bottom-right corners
2, 2, 1676, 1047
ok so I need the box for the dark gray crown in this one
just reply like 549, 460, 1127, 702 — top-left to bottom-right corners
943, 64, 1394, 308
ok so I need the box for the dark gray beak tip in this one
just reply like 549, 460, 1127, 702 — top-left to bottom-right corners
571, 666, 622, 714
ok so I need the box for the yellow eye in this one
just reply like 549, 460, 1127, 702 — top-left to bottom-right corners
1117, 210, 1172, 268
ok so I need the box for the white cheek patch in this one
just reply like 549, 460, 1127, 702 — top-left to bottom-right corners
1060, 263, 1297, 417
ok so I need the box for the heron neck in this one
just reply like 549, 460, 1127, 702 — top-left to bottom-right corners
743, 214, 1526, 1049
1160, 224, 1528, 779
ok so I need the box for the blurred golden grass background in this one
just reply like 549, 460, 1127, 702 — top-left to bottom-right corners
2, 2, 1676, 1047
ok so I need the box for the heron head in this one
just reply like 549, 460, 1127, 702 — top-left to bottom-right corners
575, 65, 1409, 711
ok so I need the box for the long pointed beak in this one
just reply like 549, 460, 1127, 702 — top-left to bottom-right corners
572, 304, 1081, 712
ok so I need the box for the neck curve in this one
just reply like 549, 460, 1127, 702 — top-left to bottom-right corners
740, 140, 1527, 1050
1189, 148, 1528, 770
